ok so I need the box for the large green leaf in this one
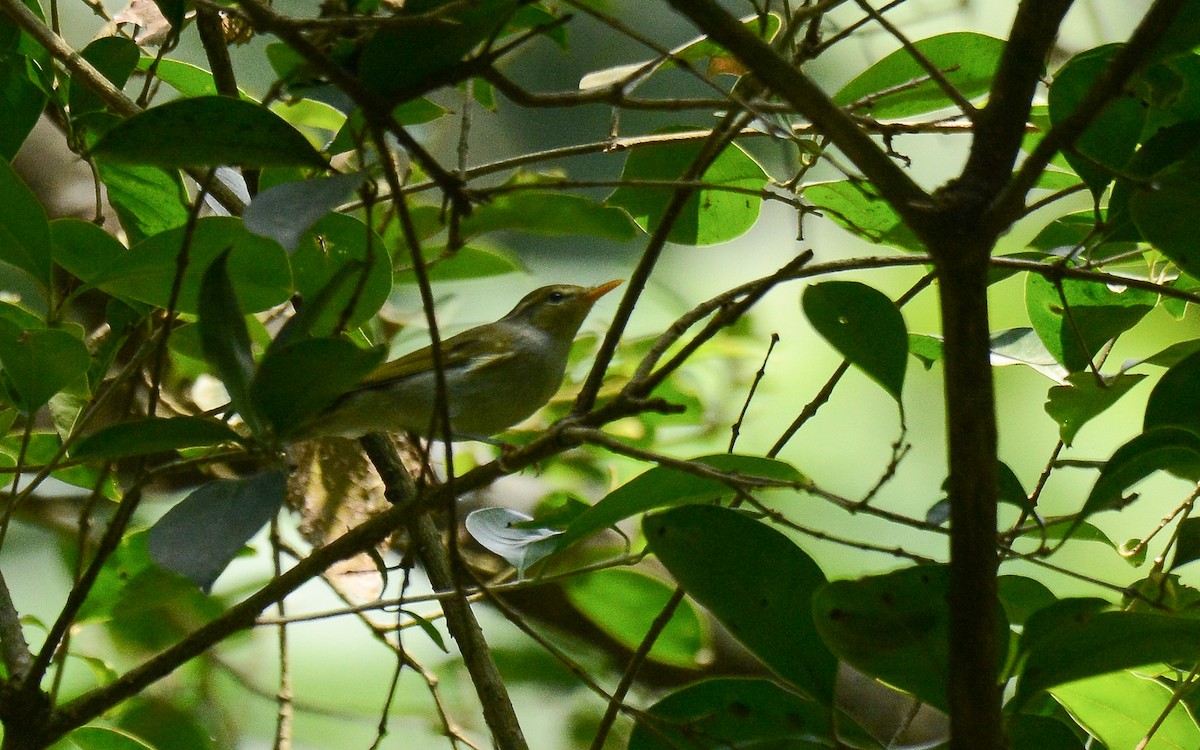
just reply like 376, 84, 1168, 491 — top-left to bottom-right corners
0, 319, 89, 412
79, 217, 292, 314
91, 96, 327, 168
462, 187, 637, 242
813, 565, 1007, 712
802, 280, 907, 403
0, 153, 50, 286
1025, 272, 1155, 373
1144, 349, 1200, 434
556, 454, 803, 551
1051, 672, 1200, 750
1049, 45, 1147, 195
95, 160, 189, 245
833, 32, 1005, 117
646, 505, 837, 703
607, 137, 768, 245
70, 37, 139, 120
1017, 610, 1200, 701
804, 180, 923, 251
564, 569, 705, 668
291, 212, 391, 332
147, 470, 288, 592
1130, 148, 1200, 278
628, 678, 838, 750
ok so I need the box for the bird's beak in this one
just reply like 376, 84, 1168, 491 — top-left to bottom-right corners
586, 279, 623, 302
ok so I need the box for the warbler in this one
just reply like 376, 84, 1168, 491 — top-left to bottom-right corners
308, 280, 622, 439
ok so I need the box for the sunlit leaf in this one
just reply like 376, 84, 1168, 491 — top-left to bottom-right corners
1050, 671, 1200, 750
1026, 273, 1155, 373
1046, 372, 1146, 445
805, 180, 923, 251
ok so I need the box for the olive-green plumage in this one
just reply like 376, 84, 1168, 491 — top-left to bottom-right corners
306, 280, 621, 439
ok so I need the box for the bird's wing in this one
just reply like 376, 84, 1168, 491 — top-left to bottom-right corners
356, 332, 516, 387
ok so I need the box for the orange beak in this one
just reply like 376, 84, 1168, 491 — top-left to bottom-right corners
586, 279, 623, 302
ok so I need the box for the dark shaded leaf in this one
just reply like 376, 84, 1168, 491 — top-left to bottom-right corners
1131, 149, 1200, 279
803, 280, 907, 403
70, 37, 139, 119
1017, 610, 1200, 701
998, 575, 1058, 628
463, 189, 637, 242
1075, 427, 1200, 535
1007, 714, 1086, 750
91, 96, 328, 168
1144, 349, 1200, 435
0, 55, 47, 159
646, 505, 836, 703
50, 218, 127, 285
72, 417, 242, 462
557, 454, 803, 551
0, 153, 50, 286
607, 136, 768, 245
1171, 517, 1200, 571
814, 565, 1007, 712
1049, 45, 1146, 195
198, 250, 263, 439
148, 470, 288, 592
565, 568, 705, 668
394, 244, 522, 284
629, 678, 837, 750
1046, 372, 1147, 445
833, 32, 1005, 118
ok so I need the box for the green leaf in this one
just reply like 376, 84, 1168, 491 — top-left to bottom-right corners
1045, 372, 1147, 445
135, 57, 220, 97
1027, 210, 1137, 259
71, 417, 242, 462
95, 160, 189, 245
628, 678, 837, 750
1025, 273, 1156, 373
804, 180, 923, 251
243, 172, 364, 252
1050, 671, 1200, 750
813, 565, 1007, 712
50, 218, 127, 287
998, 575, 1058, 628
250, 337, 385, 438
291, 212, 391, 331
70, 37, 139, 119
802, 280, 907, 403
1016, 610, 1200, 700
833, 32, 1005, 117
1049, 45, 1147, 195
91, 96, 328, 168
0, 153, 51, 286
0, 320, 90, 413
198, 249, 263, 439
68, 725, 156, 750
564, 568, 705, 668
988, 327, 1068, 381
607, 136, 768, 245
1130, 148, 1200, 278
393, 244, 522, 284
1111, 121, 1200, 240
1145, 349, 1200, 435
1076, 427, 1200, 533
645, 505, 836, 703
1007, 714, 1087, 750
147, 470, 288, 592
87, 216, 292, 314
908, 333, 943, 368
556, 454, 803, 551
0, 55, 47, 159
462, 188, 637, 242
1171, 517, 1200, 571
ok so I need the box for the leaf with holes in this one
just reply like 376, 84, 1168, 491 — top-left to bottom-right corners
803, 280, 907, 403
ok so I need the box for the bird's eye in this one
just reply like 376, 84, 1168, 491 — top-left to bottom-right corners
547, 291, 566, 303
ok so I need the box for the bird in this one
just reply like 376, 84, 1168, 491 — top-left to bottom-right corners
305, 280, 622, 440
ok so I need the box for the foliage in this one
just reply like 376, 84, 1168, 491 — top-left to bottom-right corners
0, 1, 1197, 749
